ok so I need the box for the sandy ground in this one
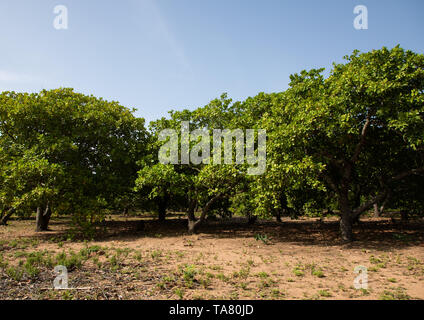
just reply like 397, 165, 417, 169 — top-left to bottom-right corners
0, 215, 423, 300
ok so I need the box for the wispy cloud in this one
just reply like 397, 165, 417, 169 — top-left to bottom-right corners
129, 0, 192, 75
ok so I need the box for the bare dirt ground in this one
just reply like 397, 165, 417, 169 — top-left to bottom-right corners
0, 214, 423, 300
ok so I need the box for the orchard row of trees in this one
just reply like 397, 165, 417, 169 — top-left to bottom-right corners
1, 46, 423, 241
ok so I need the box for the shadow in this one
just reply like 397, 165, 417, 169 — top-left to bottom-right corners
93, 217, 424, 251
3, 215, 423, 251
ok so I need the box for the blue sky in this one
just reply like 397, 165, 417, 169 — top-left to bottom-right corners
0, 0, 423, 123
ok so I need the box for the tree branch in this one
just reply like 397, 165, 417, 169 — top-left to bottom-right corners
351, 110, 374, 164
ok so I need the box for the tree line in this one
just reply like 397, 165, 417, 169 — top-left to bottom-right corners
1, 46, 423, 241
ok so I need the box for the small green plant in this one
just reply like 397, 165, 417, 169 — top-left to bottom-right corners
308, 264, 325, 278
233, 267, 250, 279
380, 288, 411, 300
256, 271, 269, 279
6, 267, 24, 281
254, 234, 271, 245
318, 290, 332, 297
271, 289, 284, 298
200, 277, 211, 289
182, 264, 197, 288
55, 251, 83, 270
0, 254, 9, 269
360, 288, 370, 296
150, 250, 162, 259
216, 273, 229, 282
174, 287, 184, 299
292, 264, 304, 277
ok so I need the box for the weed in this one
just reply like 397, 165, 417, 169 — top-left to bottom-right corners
380, 288, 411, 300
318, 290, 332, 297
254, 234, 271, 245
174, 287, 184, 299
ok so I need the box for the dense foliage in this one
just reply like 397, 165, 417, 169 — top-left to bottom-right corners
1, 46, 423, 241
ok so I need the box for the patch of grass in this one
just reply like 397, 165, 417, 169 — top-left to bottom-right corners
318, 290, 332, 297
239, 282, 248, 290
406, 256, 421, 272
200, 277, 211, 289
0, 254, 9, 269
133, 252, 143, 263
23, 262, 40, 279
256, 271, 269, 279
369, 255, 382, 265
369, 255, 388, 269
246, 259, 255, 267
360, 288, 370, 296
6, 267, 24, 281
55, 251, 84, 271
292, 264, 305, 277
181, 264, 197, 288
307, 264, 325, 278
380, 288, 411, 300
216, 273, 229, 282
233, 267, 250, 279
229, 291, 239, 300
174, 287, 184, 299
271, 289, 285, 299
254, 234, 271, 245
150, 250, 162, 260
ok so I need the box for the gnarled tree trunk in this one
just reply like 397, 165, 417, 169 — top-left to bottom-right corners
36, 203, 52, 232
187, 200, 197, 222
188, 194, 222, 234
0, 208, 16, 226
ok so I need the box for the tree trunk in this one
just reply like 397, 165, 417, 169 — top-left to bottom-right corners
36, 203, 52, 232
188, 194, 221, 234
122, 207, 129, 216
275, 210, 282, 222
340, 212, 353, 242
0, 208, 16, 226
373, 203, 381, 217
247, 215, 257, 225
158, 205, 166, 222
157, 197, 168, 222
187, 200, 197, 222
400, 211, 409, 222
339, 192, 354, 242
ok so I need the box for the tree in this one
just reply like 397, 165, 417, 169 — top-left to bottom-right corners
0, 88, 148, 231
262, 46, 424, 241
135, 164, 187, 221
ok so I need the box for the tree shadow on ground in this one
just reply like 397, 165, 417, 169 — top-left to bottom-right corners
95, 217, 424, 252
4, 216, 423, 252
